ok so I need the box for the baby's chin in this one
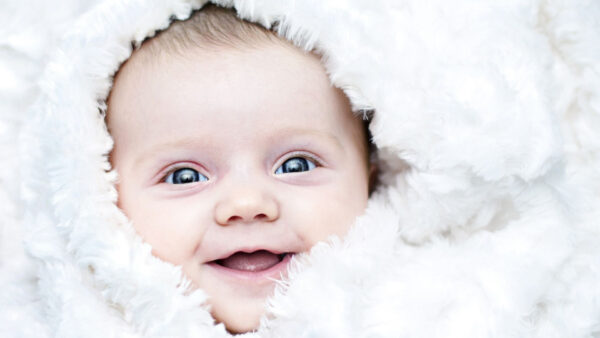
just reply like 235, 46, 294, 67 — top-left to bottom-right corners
211, 296, 267, 334
194, 249, 299, 332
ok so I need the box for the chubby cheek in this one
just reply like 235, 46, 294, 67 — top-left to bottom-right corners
291, 179, 369, 246
119, 186, 209, 265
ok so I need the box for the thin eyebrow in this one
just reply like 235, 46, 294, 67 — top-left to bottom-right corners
133, 128, 344, 168
265, 127, 344, 151
133, 137, 212, 168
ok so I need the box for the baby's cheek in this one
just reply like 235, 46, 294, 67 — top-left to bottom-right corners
296, 187, 360, 246
130, 197, 207, 265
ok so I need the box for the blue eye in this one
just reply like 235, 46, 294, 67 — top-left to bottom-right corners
275, 157, 317, 174
165, 168, 208, 184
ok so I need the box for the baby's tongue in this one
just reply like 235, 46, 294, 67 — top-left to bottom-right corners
219, 250, 280, 272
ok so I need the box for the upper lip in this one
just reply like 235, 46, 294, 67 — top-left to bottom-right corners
207, 246, 292, 263
200, 230, 305, 263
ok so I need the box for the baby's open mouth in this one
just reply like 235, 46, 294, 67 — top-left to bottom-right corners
214, 250, 290, 272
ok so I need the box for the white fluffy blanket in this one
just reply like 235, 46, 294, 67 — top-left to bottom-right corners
1, 0, 599, 337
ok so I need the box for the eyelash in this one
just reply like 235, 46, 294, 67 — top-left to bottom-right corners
157, 152, 323, 184
274, 152, 322, 171
160, 164, 208, 184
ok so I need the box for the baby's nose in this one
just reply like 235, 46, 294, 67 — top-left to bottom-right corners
214, 187, 279, 225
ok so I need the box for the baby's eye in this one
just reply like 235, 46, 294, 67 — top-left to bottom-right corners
274, 157, 317, 174
165, 168, 208, 184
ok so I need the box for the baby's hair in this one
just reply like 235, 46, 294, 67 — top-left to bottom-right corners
142, 4, 286, 57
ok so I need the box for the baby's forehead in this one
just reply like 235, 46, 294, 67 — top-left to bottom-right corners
106, 5, 369, 162
108, 41, 363, 134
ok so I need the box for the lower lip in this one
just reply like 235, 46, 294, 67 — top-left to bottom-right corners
205, 253, 294, 282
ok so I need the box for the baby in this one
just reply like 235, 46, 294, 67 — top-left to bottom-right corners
107, 4, 374, 334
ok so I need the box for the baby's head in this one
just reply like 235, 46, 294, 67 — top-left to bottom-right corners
107, 4, 373, 333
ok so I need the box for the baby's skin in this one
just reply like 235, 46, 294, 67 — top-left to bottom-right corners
107, 39, 371, 333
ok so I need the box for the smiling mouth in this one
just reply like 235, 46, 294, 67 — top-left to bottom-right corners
214, 250, 290, 272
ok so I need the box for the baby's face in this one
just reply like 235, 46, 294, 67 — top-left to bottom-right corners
108, 40, 370, 333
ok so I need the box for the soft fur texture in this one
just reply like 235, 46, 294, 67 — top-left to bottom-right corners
1, 0, 599, 337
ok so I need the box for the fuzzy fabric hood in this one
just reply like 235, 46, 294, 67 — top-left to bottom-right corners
2, 0, 600, 337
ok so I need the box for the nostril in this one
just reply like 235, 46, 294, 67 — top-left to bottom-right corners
254, 213, 268, 221
227, 215, 242, 223
226, 214, 267, 223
